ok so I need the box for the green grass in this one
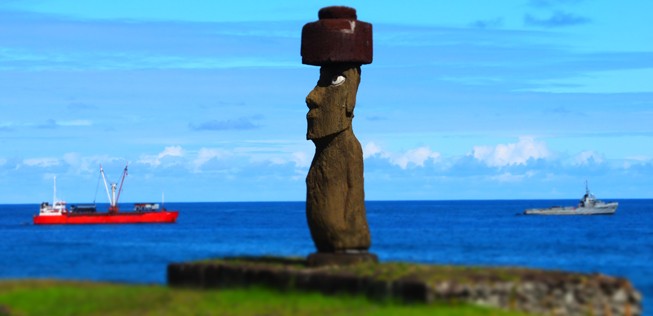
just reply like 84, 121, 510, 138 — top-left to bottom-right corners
0, 279, 531, 316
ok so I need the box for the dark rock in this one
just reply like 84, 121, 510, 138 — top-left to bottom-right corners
0, 305, 11, 316
167, 263, 203, 288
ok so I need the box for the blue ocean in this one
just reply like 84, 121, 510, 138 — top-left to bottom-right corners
1, 200, 652, 313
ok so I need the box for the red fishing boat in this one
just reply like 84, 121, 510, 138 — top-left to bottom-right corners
33, 165, 178, 225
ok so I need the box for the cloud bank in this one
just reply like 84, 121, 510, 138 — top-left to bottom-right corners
3, 136, 653, 202
471, 137, 550, 167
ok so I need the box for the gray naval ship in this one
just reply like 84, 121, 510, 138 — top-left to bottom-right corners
524, 183, 618, 215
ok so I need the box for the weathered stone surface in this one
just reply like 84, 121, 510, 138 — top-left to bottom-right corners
304, 62, 370, 252
302, 6, 373, 255
307, 251, 378, 267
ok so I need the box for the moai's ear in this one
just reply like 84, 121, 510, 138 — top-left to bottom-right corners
345, 66, 361, 116
345, 92, 356, 117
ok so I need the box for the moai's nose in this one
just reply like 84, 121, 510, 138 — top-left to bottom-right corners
306, 89, 320, 109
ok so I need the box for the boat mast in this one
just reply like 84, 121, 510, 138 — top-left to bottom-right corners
53, 176, 57, 205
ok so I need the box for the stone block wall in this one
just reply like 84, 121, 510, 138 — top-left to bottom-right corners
168, 258, 642, 316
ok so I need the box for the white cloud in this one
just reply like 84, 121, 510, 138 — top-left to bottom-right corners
138, 146, 184, 167
291, 151, 310, 168
192, 148, 227, 171
572, 150, 604, 165
491, 171, 536, 183
363, 142, 383, 159
619, 156, 653, 171
62, 152, 81, 166
266, 157, 286, 165
471, 136, 550, 167
23, 157, 60, 168
394, 147, 441, 169
363, 142, 441, 169
162, 146, 184, 156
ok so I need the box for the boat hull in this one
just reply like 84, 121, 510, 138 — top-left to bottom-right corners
33, 211, 179, 225
524, 203, 618, 215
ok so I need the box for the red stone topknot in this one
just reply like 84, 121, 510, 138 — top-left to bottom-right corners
301, 6, 373, 66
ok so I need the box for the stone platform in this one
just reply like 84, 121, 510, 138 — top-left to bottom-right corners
167, 257, 642, 316
307, 251, 378, 267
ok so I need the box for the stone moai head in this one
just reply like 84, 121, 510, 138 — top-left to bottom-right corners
301, 6, 373, 141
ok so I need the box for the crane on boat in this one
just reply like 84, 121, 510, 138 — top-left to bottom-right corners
100, 164, 128, 214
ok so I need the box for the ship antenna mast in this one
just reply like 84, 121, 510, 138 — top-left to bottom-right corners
585, 180, 589, 195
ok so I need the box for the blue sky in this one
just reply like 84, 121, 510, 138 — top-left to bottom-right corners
1, 0, 652, 203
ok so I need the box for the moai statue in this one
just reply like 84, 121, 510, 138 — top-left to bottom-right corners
301, 6, 377, 266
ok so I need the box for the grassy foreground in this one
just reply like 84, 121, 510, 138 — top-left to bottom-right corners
0, 279, 530, 316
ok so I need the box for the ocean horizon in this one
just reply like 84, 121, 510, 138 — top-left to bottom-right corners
2, 199, 651, 314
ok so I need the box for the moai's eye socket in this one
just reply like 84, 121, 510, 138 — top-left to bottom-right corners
331, 75, 346, 86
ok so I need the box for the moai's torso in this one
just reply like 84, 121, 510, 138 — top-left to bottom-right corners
306, 128, 370, 252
